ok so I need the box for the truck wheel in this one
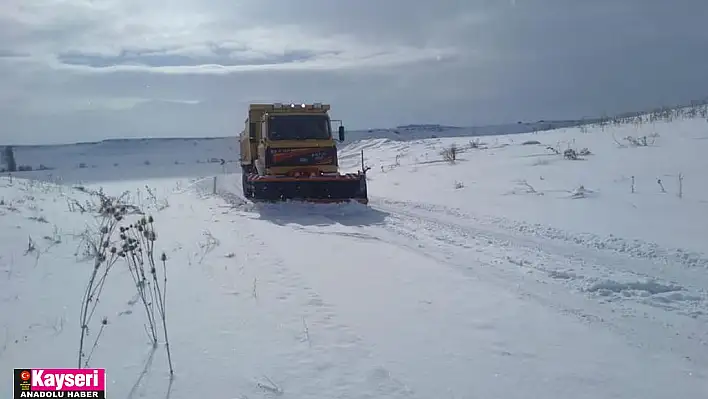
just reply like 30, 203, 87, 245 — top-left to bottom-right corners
241, 165, 253, 197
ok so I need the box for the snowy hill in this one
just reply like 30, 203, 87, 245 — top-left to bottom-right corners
1, 107, 708, 398
350, 119, 600, 141
2, 137, 236, 184
0, 118, 596, 174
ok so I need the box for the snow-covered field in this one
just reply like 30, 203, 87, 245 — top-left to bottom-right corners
2, 110, 708, 398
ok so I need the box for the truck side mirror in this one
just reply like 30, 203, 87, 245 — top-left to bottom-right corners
338, 126, 345, 142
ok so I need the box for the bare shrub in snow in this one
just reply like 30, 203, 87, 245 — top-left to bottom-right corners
590, 101, 708, 130
77, 191, 173, 375
569, 185, 594, 199
376, 154, 402, 173
509, 179, 543, 195
624, 133, 659, 147
548, 142, 590, 160
657, 178, 666, 193
144, 184, 170, 211
468, 138, 487, 149
678, 173, 683, 198
43, 225, 62, 245
66, 197, 90, 214
198, 230, 220, 263
563, 149, 578, 160
546, 145, 560, 155
24, 236, 36, 255
301, 316, 311, 346
257, 375, 283, 395
562, 148, 590, 160
440, 144, 458, 163
27, 215, 48, 223
520, 180, 540, 194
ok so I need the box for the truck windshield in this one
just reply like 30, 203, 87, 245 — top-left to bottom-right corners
268, 115, 331, 140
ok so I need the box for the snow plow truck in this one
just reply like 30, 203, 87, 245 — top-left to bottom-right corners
239, 103, 368, 204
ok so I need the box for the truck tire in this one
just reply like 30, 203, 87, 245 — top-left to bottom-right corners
241, 165, 253, 198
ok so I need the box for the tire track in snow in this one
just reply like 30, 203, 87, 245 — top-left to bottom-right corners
214, 183, 708, 323
211, 181, 708, 375
207, 206, 418, 398
356, 199, 708, 369
232, 203, 708, 397
375, 198, 708, 271
265, 200, 708, 374
251, 236, 417, 399
210, 185, 708, 396
371, 198, 708, 318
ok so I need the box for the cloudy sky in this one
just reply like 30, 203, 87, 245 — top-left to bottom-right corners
1, 0, 707, 144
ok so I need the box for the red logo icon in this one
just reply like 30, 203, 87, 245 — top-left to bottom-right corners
20, 370, 30, 381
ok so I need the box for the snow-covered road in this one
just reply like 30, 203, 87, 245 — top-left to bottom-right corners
204, 184, 708, 398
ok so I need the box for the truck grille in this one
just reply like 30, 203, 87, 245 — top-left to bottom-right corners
265, 147, 336, 167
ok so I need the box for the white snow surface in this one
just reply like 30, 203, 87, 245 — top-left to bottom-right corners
2, 113, 708, 398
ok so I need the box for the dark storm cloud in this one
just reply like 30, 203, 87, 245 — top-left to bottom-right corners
1, 0, 707, 144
